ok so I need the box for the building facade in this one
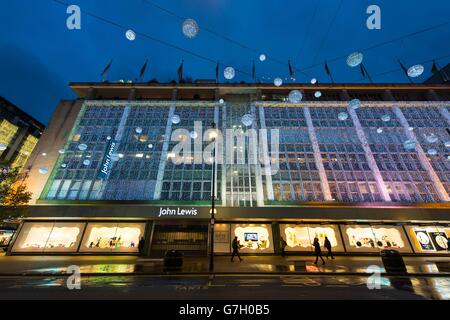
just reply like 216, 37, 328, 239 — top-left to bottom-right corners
0, 97, 45, 170
7, 83, 450, 257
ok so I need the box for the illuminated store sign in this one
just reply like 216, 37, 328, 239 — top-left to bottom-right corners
405, 226, 449, 253
97, 139, 118, 180
341, 225, 412, 253
158, 207, 198, 217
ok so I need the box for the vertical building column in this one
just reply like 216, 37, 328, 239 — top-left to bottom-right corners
302, 106, 333, 201
153, 89, 177, 200
250, 103, 265, 206
347, 106, 392, 202
258, 106, 274, 201
393, 106, 450, 201
438, 106, 450, 123
221, 103, 227, 206
96, 89, 135, 199
214, 105, 219, 200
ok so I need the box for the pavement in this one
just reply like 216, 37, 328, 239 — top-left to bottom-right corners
0, 253, 449, 276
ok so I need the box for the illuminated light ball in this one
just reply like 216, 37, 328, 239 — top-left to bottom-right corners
171, 114, 181, 124
241, 114, 254, 127
408, 127, 414, 131
407, 64, 424, 78
223, 67, 235, 80
0, 144, 7, 151
403, 140, 416, 150
376, 128, 383, 134
38, 167, 49, 175
135, 127, 143, 134
78, 143, 87, 151
106, 136, 112, 140
219, 98, 225, 104
182, 19, 199, 38
111, 154, 120, 162
445, 141, 450, 148
274, 77, 283, 87
118, 79, 125, 83
425, 133, 438, 143
83, 159, 91, 166
58, 148, 65, 154
148, 143, 153, 149
190, 131, 198, 139
42, 153, 47, 156
349, 99, 361, 110
310, 78, 317, 84
381, 114, 391, 122
338, 112, 349, 121
346, 52, 364, 67
259, 54, 266, 62
314, 91, 322, 98
61, 163, 67, 168
427, 148, 437, 156
125, 29, 136, 41
288, 90, 303, 103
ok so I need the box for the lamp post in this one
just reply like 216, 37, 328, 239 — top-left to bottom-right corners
209, 122, 216, 272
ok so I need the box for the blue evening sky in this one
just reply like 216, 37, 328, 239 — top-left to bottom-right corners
1, 0, 450, 124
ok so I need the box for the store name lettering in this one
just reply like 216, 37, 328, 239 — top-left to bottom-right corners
99, 141, 117, 178
158, 207, 198, 217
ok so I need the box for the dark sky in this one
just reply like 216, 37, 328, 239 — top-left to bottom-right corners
1, 0, 450, 125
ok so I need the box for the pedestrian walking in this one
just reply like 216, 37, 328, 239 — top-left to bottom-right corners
138, 237, 145, 256
313, 237, 325, 265
324, 236, 334, 259
280, 237, 287, 256
231, 236, 243, 262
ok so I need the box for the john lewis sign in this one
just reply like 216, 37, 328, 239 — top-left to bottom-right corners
158, 207, 198, 217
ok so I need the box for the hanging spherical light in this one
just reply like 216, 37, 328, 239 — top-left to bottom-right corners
241, 114, 254, 127
83, 159, 91, 166
182, 19, 199, 38
259, 54, 266, 62
444, 141, 450, 148
381, 114, 391, 122
274, 77, 283, 87
38, 167, 49, 175
106, 136, 112, 140
224, 67, 235, 80
376, 128, 383, 134
427, 148, 437, 156
58, 148, 65, 154
314, 91, 322, 98
61, 163, 67, 168
425, 133, 438, 143
190, 131, 198, 139
346, 52, 364, 67
135, 127, 143, 134
78, 143, 87, 151
288, 90, 303, 103
0, 144, 7, 151
125, 29, 136, 41
338, 112, 349, 121
171, 114, 181, 124
148, 143, 153, 149
403, 140, 416, 150
407, 64, 424, 78
310, 78, 317, 84
219, 98, 225, 104
349, 99, 361, 110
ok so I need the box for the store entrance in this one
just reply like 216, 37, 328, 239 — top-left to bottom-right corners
150, 223, 208, 257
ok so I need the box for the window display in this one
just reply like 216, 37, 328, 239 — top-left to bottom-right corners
80, 222, 145, 253
341, 225, 412, 253
405, 226, 450, 253
280, 224, 344, 252
0, 229, 15, 247
12, 222, 85, 253
231, 224, 273, 253
214, 224, 231, 253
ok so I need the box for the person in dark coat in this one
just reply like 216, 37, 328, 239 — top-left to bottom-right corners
280, 237, 287, 257
324, 236, 334, 259
231, 236, 243, 262
313, 237, 325, 265
138, 237, 145, 256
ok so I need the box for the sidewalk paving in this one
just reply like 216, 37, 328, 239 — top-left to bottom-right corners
0, 253, 450, 276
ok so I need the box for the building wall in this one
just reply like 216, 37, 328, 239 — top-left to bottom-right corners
22, 100, 83, 203
29, 96, 450, 205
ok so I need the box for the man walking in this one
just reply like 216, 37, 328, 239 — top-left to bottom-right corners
231, 236, 243, 262
313, 237, 325, 265
324, 236, 334, 259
